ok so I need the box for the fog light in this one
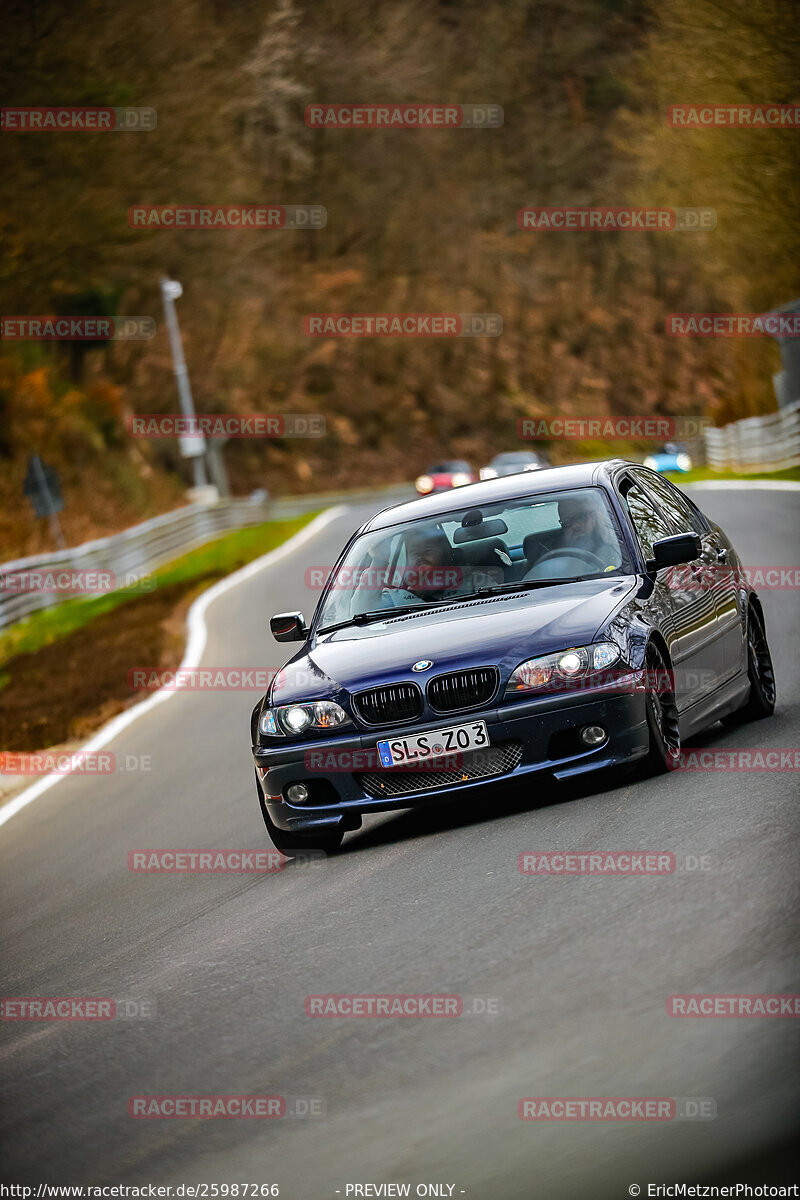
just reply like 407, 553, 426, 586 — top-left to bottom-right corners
580, 725, 607, 747
286, 783, 310, 804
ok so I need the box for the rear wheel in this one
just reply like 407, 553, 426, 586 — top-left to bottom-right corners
722, 604, 776, 725
641, 642, 681, 774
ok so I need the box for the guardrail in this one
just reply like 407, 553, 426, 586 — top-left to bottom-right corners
0, 484, 412, 632
704, 400, 800, 472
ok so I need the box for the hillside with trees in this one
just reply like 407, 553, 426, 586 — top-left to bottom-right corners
2, 0, 798, 555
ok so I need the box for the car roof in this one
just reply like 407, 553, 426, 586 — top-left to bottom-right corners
364, 459, 630, 532
491, 450, 539, 461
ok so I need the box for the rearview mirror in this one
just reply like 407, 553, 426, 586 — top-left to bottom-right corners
269, 611, 308, 642
650, 533, 702, 571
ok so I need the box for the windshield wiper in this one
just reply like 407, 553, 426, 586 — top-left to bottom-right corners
318, 577, 591, 634
454, 576, 585, 600
319, 601, 451, 634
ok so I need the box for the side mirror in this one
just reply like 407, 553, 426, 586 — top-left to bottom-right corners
269, 611, 308, 642
649, 533, 702, 571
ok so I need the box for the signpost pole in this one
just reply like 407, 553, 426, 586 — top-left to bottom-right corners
160, 278, 209, 490
31, 454, 66, 550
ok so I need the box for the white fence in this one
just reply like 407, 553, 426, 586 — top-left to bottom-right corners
704, 401, 800, 472
0, 496, 271, 631
0, 484, 412, 631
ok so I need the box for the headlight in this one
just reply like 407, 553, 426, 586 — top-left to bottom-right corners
676, 453, 691, 471
415, 474, 434, 493
259, 700, 350, 737
284, 705, 312, 733
479, 467, 497, 480
451, 472, 471, 487
643, 456, 658, 470
506, 643, 621, 694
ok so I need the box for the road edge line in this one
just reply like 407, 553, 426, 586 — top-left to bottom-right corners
686, 480, 800, 491
0, 506, 346, 831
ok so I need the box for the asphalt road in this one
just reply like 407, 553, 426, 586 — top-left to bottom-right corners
1, 487, 799, 1198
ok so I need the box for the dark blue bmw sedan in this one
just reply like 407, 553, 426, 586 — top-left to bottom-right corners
251, 461, 775, 853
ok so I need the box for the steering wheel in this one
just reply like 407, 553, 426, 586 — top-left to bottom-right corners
524, 547, 608, 577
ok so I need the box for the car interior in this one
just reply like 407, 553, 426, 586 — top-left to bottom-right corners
319, 489, 629, 626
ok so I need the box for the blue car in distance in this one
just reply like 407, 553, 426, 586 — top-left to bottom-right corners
643, 443, 692, 473
252, 460, 774, 854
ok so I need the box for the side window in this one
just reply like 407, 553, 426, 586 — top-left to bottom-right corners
620, 483, 674, 559
635, 470, 709, 536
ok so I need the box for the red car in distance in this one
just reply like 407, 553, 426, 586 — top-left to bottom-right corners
415, 460, 476, 495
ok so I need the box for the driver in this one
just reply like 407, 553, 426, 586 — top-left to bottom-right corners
381, 527, 461, 607
545, 495, 620, 569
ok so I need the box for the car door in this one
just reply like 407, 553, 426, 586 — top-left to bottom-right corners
617, 475, 721, 708
635, 469, 742, 683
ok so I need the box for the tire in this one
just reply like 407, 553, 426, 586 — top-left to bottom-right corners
255, 772, 344, 856
265, 818, 344, 857
722, 603, 776, 726
641, 642, 681, 775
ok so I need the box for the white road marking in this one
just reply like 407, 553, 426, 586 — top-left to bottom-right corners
0, 507, 346, 831
686, 480, 800, 491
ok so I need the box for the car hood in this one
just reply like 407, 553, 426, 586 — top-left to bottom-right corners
270, 576, 637, 704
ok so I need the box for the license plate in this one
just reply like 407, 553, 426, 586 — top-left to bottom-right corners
376, 720, 490, 768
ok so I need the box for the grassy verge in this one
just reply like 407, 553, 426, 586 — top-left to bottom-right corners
663, 465, 800, 485
0, 514, 318, 667
0, 513, 319, 751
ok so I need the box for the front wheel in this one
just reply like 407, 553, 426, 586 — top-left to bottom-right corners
641, 642, 681, 774
722, 604, 776, 726
265, 819, 344, 857
256, 773, 344, 856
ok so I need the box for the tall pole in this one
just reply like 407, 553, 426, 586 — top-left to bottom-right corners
160, 278, 208, 490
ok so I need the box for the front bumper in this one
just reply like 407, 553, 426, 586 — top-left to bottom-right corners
253, 681, 650, 834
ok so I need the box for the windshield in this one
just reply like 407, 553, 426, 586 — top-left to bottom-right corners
317, 486, 632, 630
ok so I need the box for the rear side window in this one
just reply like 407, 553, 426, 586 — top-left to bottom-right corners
634, 469, 709, 536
